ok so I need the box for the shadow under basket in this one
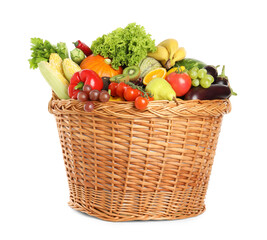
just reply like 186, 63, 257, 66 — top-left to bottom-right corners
48, 92, 231, 222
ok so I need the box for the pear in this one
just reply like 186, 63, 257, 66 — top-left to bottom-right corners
145, 78, 176, 101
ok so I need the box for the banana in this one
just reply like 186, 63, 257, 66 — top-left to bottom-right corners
160, 59, 169, 69
151, 39, 185, 70
157, 39, 179, 60
170, 47, 186, 67
172, 47, 186, 62
147, 46, 169, 61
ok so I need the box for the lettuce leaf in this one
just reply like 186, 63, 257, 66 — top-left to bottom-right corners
91, 23, 156, 70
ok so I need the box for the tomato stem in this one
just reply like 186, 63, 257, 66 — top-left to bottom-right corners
174, 65, 185, 74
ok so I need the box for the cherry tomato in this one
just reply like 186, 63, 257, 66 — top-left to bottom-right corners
135, 96, 149, 110
148, 96, 154, 101
116, 82, 128, 98
123, 87, 141, 101
108, 82, 118, 97
166, 72, 192, 97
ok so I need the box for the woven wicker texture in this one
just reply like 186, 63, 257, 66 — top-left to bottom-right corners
49, 93, 231, 221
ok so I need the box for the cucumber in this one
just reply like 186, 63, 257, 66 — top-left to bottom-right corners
174, 58, 206, 70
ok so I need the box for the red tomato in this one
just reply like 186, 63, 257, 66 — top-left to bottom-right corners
108, 82, 118, 97
135, 96, 149, 110
148, 96, 154, 101
124, 87, 141, 101
116, 82, 128, 98
166, 72, 192, 97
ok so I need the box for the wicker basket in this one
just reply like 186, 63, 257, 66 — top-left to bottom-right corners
48, 92, 231, 221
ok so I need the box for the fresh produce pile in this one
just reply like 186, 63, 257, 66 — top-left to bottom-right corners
29, 23, 236, 112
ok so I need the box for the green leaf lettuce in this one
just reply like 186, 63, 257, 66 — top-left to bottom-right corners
91, 23, 156, 70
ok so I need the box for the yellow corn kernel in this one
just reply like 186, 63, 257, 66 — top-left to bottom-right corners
49, 53, 64, 75
62, 58, 81, 81
49, 64, 69, 86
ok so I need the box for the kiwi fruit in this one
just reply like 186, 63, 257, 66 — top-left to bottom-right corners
110, 73, 130, 82
123, 66, 140, 81
101, 77, 110, 90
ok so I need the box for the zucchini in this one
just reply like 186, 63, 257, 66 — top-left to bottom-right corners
174, 58, 206, 70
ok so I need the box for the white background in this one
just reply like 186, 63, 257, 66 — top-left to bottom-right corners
1, 0, 267, 239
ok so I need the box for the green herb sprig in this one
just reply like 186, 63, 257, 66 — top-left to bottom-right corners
28, 38, 69, 69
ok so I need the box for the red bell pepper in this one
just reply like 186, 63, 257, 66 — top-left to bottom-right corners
68, 70, 103, 99
73, 40, 92, 56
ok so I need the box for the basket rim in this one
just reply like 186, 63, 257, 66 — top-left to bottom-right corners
48, 92, 231, 118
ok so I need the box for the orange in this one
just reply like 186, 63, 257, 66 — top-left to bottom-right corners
143, 68, 167, 85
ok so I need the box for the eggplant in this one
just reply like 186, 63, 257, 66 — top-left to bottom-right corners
101, 77, 110, 91
216, 78, 229, 85
204, 65, 219, 80
214, 65, 237, 96
214, 65, 228, 85
184, 85, 231, 100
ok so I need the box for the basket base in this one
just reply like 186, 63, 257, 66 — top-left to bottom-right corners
66, 182, 208, 221
68, 199, 206, 222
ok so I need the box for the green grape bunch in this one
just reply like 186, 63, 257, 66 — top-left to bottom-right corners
189, 67, 214, 88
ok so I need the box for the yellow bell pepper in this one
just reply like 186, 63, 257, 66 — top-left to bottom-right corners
110, 96, 124, 101
166, 66, 185, 76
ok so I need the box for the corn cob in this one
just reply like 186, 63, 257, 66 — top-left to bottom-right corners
62, 58, 81, 81
49, 53, 64, 75
38, 61, 69, 99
